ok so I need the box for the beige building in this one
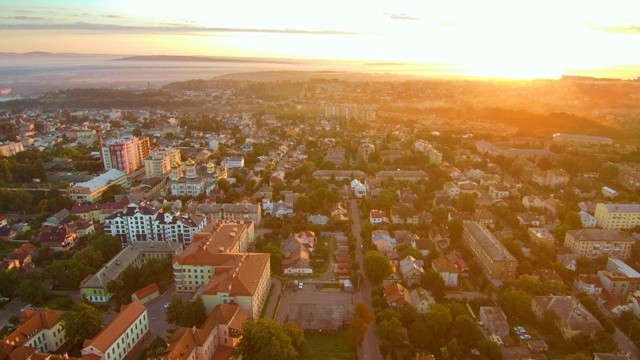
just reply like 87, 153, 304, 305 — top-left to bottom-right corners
144, 147, 181, 179
67, 169, 128, 203
564, 229, 634, 259
81, 302, 149, 360
195, 202, 262, 225
532, 296, 603, 339
594, 203, 640, 230
172, 233, 270, 319
531, 169, 569, 188
462, 221, 517, 283
1, 309, 67, 354
0, 141, 24, 157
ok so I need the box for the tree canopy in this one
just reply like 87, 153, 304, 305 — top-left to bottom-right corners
363, 251, 392, 285
62, 302, 103, 349
232, 319, 304, 360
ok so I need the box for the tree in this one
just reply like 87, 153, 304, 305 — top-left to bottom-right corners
180, 296, 207, 327
499, 289, 533, 322
100, 184, 126, 202
17, 279, 47, 305
232, 319, 304, 360
447, 218, 463, 242
293, 195, 312, 213
89, 233, 121, 261
166, 294, 184, 325
450, 315, 482, 351
477, 339, 503, 360
347, 302, 374, 348
0, 269, 19, 297
62, 302, 103, 349
363, 251, 392, 285
516, 274, 543, 295
456, 193, 476, 213
421, 269, 446, 299
599, 164, 619, 183
537, 157, 553, 171
0, 160, 11, 183
376, 317, 404, 347
564, 211, 583, 230
217, 179, 231, 192
131, 128, 142, 137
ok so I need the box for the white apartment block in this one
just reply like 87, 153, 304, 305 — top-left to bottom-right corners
144, 147, 181, 179
81, 302, 149, 360
2, 309, 67, 354
67, 169, 128, 203
594, 203, 640, 230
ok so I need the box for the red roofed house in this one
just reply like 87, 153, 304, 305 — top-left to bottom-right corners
384, 283, 411, 309
81, 302, 149, 360
131, 283, 160, 305
35, 225, 78, 252
369, 210, 388, 225
431, 256, 459, 287
1, 243, 36, 271
0, 308, 67, 355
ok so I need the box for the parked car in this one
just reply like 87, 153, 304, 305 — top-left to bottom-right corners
519, 334, 532, 340
298, 282, 303, 289
164, 303, 170, 309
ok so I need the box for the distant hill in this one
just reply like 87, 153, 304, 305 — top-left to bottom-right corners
114, 55, 300, 65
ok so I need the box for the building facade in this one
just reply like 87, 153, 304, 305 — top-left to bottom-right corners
144, 147, 181, 179
461, 221, 517, 283
67, 169, 128, 203
564, 229, 634, 259
594, 203, 640, 230
101, 137, 151, 174
0, 141, 24, 157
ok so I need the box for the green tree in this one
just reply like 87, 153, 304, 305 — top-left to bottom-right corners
564, 211, 583, 230
62, 302, 103, 349
347, 302, 374, 348
217, 179, 231, 192
477, 339, 503, 360
598, 164, 619, 183
232, 319, 304, 360
293, 195, 312, 213
421, 269, 446, 299
166, 294, 184, 325
0, 269, 20, 297
456, 193, 476, 213
499, 289, 533, 323
100, 184, 126, 202
89, 233, 122, 260
180, 296, 207, 327
516, 274, 543, 295
537, 157, 553, 171
0, 160, 12, 183
131, 128, 142, 137
376, 317, 404, 347
363, 251, 392, 285
450, 315, 482, 351
17, 279, 47, 305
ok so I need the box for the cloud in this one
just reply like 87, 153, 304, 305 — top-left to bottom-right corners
103, 14, 123, 19
389, 14, 419, 21
0, 22, 359, 35
594, 25, 640, 34
6, 16, 50, 21
74, 13, 91, 17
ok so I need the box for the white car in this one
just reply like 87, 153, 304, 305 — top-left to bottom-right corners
164, 303, 170, 309
298, 282, 303, 289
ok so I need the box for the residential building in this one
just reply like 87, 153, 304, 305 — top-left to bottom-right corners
67, 169, 128, 203
221, 157, 244, 169
358, 141, 375, 161
70, 196, 130, 223
369, 210, 388, 224
431, 256, 459, 287
190, 221, 255, 255
104, 203, 207, 246
375, 171, 428, 182
195, 201, 262, 225
552, 133, 613, 146
564, 229, 634, 259
614, 163, 640, 191
101, 137, 151, 174
532, 295, 604, 339
461, 221, 517, 284
443, 182, 460, 199
384, 283, 411, 309
312, 170, 366, 181
602, 186, 618, 198
522, 195, 545, 209
1, 308, 66, 355
329, 203, 348, 221
399, 256, 424, 287
409, 287, 435, 314
172, 242, 270, 319
0, 141, 25, 157
131, 283, 160, 305
489, 185, 510, 200
35, 225, 78, 251
597, 258, 640, 297
390, 203, 419, 224
281, 234, 313, 275
144, 147, 181, 179
528, 227, 556, 247
372, 230, 397, 254
80, 241, 182, 302
531, 169, 569, 188
579, 210, 597, 228
574, 274, 603, 295
81, 302, 149, 360
594, 203, 640, 230
479, 307, 510, 336
1, 243, 36, 270
350, 179, 367, 198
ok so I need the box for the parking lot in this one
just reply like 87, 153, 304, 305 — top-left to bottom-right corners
276, 281, 353, 331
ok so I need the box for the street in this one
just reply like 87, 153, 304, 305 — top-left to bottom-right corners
0, 299, 28, 328
613, 327, 640, 359
350, 199, 383, 360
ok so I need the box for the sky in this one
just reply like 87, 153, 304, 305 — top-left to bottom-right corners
1, 0, 640, 79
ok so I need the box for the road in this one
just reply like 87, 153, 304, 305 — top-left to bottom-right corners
350, 199, 383, 360
0, 299, 28, 328
262, 277, 283, 320
613, 327, 640, 359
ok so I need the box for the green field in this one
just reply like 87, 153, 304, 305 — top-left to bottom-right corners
300, 328, 357, 360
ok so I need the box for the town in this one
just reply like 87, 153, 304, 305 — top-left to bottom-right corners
0, 75, 639, 360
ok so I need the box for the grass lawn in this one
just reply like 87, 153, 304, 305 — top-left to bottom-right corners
300, 328, 357, 360
259, 283, 275, 318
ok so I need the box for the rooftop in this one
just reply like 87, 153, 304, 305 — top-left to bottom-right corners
83, 302, 146, 353
463, 221, 517, 262
71, 169, 126, 192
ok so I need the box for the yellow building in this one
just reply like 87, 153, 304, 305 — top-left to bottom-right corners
462, 221, 517, 283
67, 169, 128, 204
594, 203, 640, 230
564, 229, 634, 259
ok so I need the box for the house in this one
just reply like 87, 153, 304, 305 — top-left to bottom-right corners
350, 179, 367, 198
1, 308, 67, 355
35, 225, 78, 251
43, 209, 69, 227
390, 203, 420, 224
281, 235, 313, 275
527, 340, 549, 353
628, 292, 640, 318
369, 210, 388, 224
308, 214, 329, 225
384, 283, 411, 309
574, 274, 603, 295
597, 258, 640, 297
221, 156, 244, 169
473, 210, 496, 229
479, 307, 510, 336
602, 186, 618, 198
372, 230, 397, 254
329, 203, 348, 221
531, 169, 570, 188
447, 252, 470, 276
409, 287, 435, 314
383, 261, 403, 286
597, 292, 630, 318
532, 295, 604, 339
578, 210, 597, 228
399, 256, 424, 287
1, 243, 36, 271
431, 256, 459, 287
517, 213, 541, 227
131, 283, 160, 305
528, 227, 556, 247
81, 302, 149, 360
489, 185, 510, 200
429, 225, 449, 249
522, 195, 545, 209
443, 182, 460, 199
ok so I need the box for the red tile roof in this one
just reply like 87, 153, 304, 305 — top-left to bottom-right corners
132, 283, 159, 301
83, 302, 146, 353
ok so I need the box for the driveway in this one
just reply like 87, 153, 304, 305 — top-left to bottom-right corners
262, 277, 283, 320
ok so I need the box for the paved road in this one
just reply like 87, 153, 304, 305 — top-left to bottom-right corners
350, 199, 383, 360
262, 277, 283, 320
0, 299, 28, 328
613, 327, 640, 359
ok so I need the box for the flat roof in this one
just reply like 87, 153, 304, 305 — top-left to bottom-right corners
463, 221, 517, 262
72, 169, 126, 192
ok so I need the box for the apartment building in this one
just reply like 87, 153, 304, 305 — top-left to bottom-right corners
195, 202, 262, 225
172, 236, 270, 319
191, 221, 255, 254
0, 141, 24, 157
81, 302, 149, 360
104, 203, 206, 246
564, 229, 634, 259
144, 147, 181, 179
101, 137, 151, 174
597, 258, 640, 297
67, 169, 128, 203
80, 241, 182, 302
552, 133, 613, 146
461, 221, 517, 283
1, 309, 66, 354
594, 203, 640, 230
532, 296, 603, 339
531, 169, 570, 188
